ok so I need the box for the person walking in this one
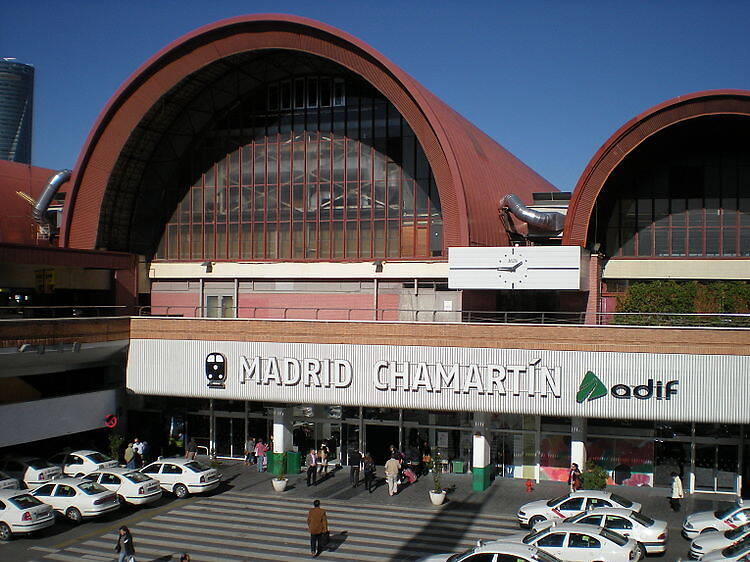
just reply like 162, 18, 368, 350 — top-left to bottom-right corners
670, 471, 684, 511
244, 436, 256, 466
567, 463, 582, 492
306, 449, 318, 487
185, 438, 197, 460
363, 453, 376, 493
318, 441, 329, 476
384, 454, 401, 496
132, 438, 144, 468
114, 525, 135, 562
124, 443, 136, 469
306, 499, 329, 558
255, 439, 268, 472
349, 448, 362, 487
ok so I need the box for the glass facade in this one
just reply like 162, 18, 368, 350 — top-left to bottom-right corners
155, 63, 442, 262
0, 60, 34, 164
593, 115, 750, 258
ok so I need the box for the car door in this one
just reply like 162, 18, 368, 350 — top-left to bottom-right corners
553, 497, 585, 518
461, 554, 496, 562
566, 532, 603, 562
53, 484, 77, 510
32, 484, 58, 510
728, 509, 750, 529
534, 532, 567, 558
141, 463, 162, 479
160, 463, 183, 487
99, 473, 122, 493
496, 556, 531, 562
575, 514, 604, 527
66, 456, 85, 476
604, 514, 634, 538
586, 497, 613, 510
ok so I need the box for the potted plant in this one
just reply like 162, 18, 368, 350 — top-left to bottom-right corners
428, 450, 446, 505
272, 452, 288, 492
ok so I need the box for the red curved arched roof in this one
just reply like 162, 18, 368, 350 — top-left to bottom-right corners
61, 14, 555, 253
564, 89, 750, 247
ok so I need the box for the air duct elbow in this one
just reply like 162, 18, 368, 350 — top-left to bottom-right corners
32, 169, 71, 226
500, 193, 565, 233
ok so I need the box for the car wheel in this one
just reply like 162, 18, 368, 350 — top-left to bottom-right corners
635, 542, 646, 560
117, 494, 125, 505
528, 515, 546, 527
173, 483, 188, 498
65, 507, 82, 523
0, 522, 12, 541
700, 527, 717, 534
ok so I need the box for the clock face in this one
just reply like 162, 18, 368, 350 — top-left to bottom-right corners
496, 247, 529, 288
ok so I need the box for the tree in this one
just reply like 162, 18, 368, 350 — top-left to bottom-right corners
581, 461, 608, 490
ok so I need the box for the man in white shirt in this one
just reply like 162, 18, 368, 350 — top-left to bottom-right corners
306, 449, 318, 487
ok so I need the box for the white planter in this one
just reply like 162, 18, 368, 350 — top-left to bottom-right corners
272, 478, 288, 492
429, 490, 446, 505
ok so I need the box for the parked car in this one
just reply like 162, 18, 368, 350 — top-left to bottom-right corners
518, 523, 645, 562
684, 505, 750, 540
416, 540, 565, 562
532, 507, 667, 554
700, 534, 750, 561
48, 450, 118, 477
0, 457, 62, 488
30, 477, 119, 522
84, 467, 162, 505
0, 489, 55, 541
689, 523, 750, 559
0, 471, 20, 490
140, 458, 221, 498
517, 490, 642, 528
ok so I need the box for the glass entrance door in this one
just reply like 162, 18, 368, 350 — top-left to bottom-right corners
695, 443, 739, 492
215, 416, 245, 459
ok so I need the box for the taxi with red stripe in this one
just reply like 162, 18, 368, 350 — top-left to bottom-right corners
517, 490, 642, 528
683, 504, 750, 540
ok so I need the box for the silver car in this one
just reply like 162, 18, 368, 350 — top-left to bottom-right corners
691, 523, 750, 560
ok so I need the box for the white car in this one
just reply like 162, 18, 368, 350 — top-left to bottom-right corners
701, 534, 750, 561
140, 458, 221, 498
684, 505, 750, 540
416, 540, 564, 562
48, 450, 118, 477
517, 490, 642, 528
0, 457, 62, 488
518, 523, 644, 562
0, 489, 55, 541
30, 477, 119, 522
690, 524, 750, 560
84, 467, 162, 505
0, 471, 20, 490
533, 507, 667, 554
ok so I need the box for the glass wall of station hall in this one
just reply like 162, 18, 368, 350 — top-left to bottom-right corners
154, 51, 443, 265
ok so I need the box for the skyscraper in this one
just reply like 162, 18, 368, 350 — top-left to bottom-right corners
0, 59, 34, 163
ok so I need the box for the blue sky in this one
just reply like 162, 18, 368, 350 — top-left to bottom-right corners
2, 1, 749, 190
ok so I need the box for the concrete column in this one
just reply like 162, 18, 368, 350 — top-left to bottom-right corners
584, 253, 602, 325
472, 412, 491, 491
571, 417, 587, 469
271, 407, 294, 476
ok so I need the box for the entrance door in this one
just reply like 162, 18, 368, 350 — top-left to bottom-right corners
695, 444, 739, 492
492, 432, 522, 478
215, 416, 244, 459
365, 425, 399, 465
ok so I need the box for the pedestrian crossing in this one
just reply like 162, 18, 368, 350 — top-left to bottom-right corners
34, 490, 527, 561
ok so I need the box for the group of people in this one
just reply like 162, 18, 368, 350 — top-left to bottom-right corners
123, 438, 149, 469
244, 437, 271, 472
305, 441, 335, 486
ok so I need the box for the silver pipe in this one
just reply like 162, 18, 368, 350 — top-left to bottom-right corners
499, 193, 565, 233
32, 169, 71, 226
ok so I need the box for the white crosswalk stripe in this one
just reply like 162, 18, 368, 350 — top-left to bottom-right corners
40, 489, 526, 561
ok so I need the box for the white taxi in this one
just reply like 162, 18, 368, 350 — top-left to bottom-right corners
416, 540, 564, 562
532, 507, 668, 554
84, 467, 162, 505
690, 523, 750, 559
31, 477, 119, 522
519, 523, 645, 562
701, 534, 750, 561
517, 490, 642, 528
0, 471, 20, 490
0, 489, 55, 541
0, 457, 62, 488
140, 458, 221, 498
684, 505, 750, 540
48, 450, 118, 477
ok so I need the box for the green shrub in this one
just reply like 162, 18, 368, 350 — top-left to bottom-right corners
108, 432, 124, 463
581, 461, 609, 490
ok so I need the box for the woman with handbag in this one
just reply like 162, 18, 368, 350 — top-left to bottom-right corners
115, 526, 136, 562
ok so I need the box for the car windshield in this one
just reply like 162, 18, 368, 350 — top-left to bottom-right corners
609, 493, 633, 508
522, 530, 548, 544
446, 548, 474, 562
26, 459, 52, 470
600, 528, 629, 546
185, 461, 211, 473
78, 481, 108, 495
566, 512, 586, 523
724, 535, 750, 556
631, 512, 654, 527
535, 551, 564, 562
727, 523, 750, 539
9, 494, 42, 509
125, 471, 151, 483
546, 494, 569, 507
716, 506, 738, 519
86, 453, 112, 464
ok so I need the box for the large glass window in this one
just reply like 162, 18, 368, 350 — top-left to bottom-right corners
155, 66, 442, 262
593, 116, 750, 258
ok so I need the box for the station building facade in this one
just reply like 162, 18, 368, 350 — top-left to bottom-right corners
3, 15, 750, 495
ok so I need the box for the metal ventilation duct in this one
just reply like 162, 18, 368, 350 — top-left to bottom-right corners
32, 169, 71, 227
499, 193, 565, 233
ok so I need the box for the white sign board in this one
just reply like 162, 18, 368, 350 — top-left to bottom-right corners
448, 246, 588, 290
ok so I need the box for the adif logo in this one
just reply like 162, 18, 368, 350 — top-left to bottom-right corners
576, 370, 679, 403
